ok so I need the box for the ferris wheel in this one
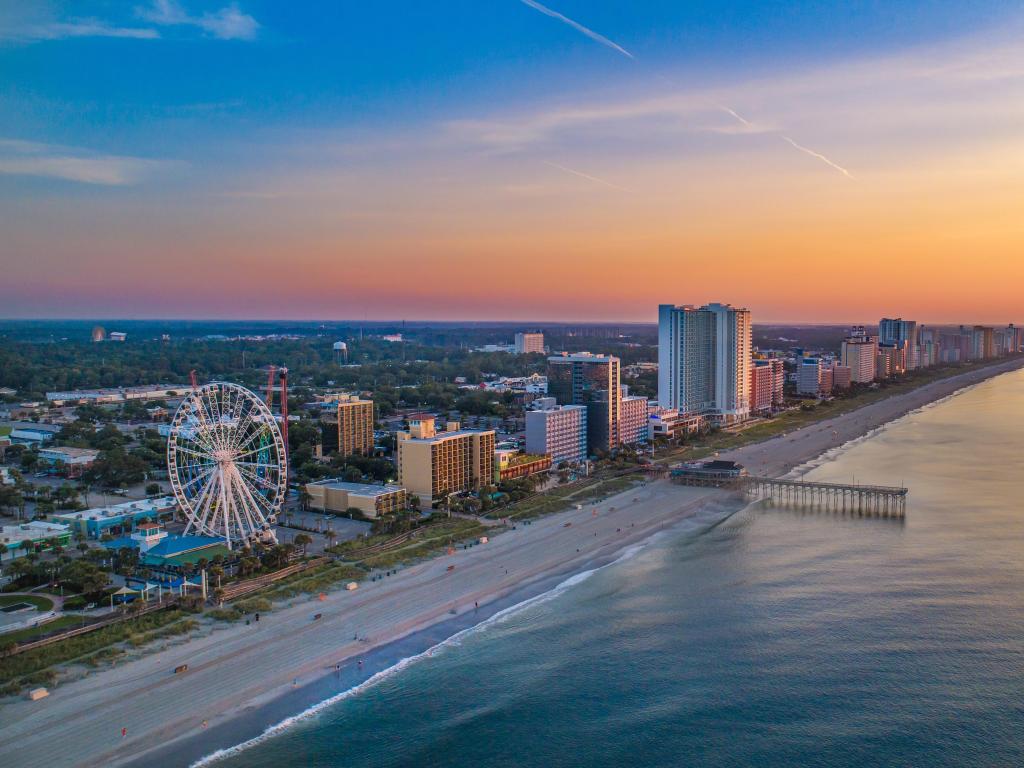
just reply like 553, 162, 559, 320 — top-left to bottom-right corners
167, 382, 286, 549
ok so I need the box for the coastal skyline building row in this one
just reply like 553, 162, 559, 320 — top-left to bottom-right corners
840, 320, 1022, 383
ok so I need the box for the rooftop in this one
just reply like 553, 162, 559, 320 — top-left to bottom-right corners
307, 480, 405, 497
53, 496, 176, 522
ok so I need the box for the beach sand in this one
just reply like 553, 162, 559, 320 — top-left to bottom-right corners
1, 357, 1021, 768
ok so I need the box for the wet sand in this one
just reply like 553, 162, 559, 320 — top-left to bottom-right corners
1, 357, 1020, 768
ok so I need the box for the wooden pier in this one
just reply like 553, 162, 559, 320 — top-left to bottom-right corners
671, 473, 908, 517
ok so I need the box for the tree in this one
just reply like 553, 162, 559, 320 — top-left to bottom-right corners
19, 451, 38, 471
298, 488, 313, 511
145, 482, 160, 496
0, 486, 23, 515
323, 529, 337, 546
294, 533, 313, 556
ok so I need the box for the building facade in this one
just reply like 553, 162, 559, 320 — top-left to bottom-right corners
396, 416, 495, 501
879, 318, 920, 369
514, 332, 545, 354
841, 327, 878, 383
750, 358, 784, 414
305, 480, 407, 518
547, 353, 621, 453
320, 394, 374, 457
619, 395, 650, 446
658, 302, 752, 424
797, 357, 823, 396
525, 404, 588, 465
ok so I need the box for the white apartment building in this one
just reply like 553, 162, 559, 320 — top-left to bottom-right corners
525, 404, 588, 464
514, 332, 545, 354
657, 302, 752, 424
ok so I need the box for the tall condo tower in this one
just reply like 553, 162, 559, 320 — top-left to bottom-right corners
658, 302, 752, 425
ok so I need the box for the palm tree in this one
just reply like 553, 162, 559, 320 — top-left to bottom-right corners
294, 533, 313, 556
323, 529, 337, 547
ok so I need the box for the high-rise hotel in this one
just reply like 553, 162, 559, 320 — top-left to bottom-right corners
657, 302, 752, 425
547, 353, 621, 453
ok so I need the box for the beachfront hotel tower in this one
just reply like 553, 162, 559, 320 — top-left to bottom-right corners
657, 303, 752, 425
525, 403, 588, 465
396, 415, 495, 501
841, 327, 878, 383
547, 353, 621, 453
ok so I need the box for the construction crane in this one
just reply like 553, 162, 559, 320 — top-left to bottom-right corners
263, 365, 290, 485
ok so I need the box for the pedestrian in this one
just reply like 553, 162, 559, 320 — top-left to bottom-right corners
121, 727, 127, 739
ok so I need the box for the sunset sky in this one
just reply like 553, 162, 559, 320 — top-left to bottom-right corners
2, 1, 1023, 323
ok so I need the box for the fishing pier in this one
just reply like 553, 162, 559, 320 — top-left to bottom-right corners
670, 461, 908, 517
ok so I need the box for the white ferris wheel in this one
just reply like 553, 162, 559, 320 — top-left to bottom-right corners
167, 382, 286, 549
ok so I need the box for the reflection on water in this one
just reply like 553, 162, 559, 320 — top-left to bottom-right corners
218, 370, 1024, 768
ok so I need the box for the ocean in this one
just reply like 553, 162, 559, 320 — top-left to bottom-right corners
207, 369, 1024, 768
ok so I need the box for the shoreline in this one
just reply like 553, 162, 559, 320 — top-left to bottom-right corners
168, 497, 748, 768
1, 357, 1021, 768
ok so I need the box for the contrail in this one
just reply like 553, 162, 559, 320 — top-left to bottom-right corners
544, 160, 630, 192
518, 0, 633, 59
780, 135, 855, 179
719, 104, 855, 180
717, 104, 752, 127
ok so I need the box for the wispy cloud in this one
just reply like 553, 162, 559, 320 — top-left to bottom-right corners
0, 20, 158, 42
138, 0, 259, 41
543, 160, 630, 192
0, 139, 167, 185
518, 0, 633, 59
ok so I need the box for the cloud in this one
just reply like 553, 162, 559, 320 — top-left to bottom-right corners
0, 20, 158, 42
0, 139, 166, 185
138, 0, 259, 41
543, 160, 630, 192
518, 0, 633, 59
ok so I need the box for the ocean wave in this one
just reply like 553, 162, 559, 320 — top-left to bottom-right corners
190, 536, 654, 766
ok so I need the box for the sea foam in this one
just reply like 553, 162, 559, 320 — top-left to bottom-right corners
190, 537, 653, 766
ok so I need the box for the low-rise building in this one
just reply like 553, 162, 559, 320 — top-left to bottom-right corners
1, 521, 71, 562
38, 446, 100, 477
648, 407, 703, 440
53, 496, 176, 539
495, 451, 552, 482
102, 523, 229, 568
304, 479, 407, 518
6, 422, 61, 445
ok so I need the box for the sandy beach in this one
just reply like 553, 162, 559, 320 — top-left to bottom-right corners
1, 357, 1021, 768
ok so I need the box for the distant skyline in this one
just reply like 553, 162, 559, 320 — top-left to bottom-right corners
3, 2, 1024, 322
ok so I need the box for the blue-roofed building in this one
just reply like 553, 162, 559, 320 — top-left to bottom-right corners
102, 522, 229, 569
53, 497, 176, 539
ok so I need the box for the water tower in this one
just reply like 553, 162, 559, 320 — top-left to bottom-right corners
333, 341, 348, 364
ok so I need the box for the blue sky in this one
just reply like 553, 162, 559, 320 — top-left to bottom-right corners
2, 2, 1023, 321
